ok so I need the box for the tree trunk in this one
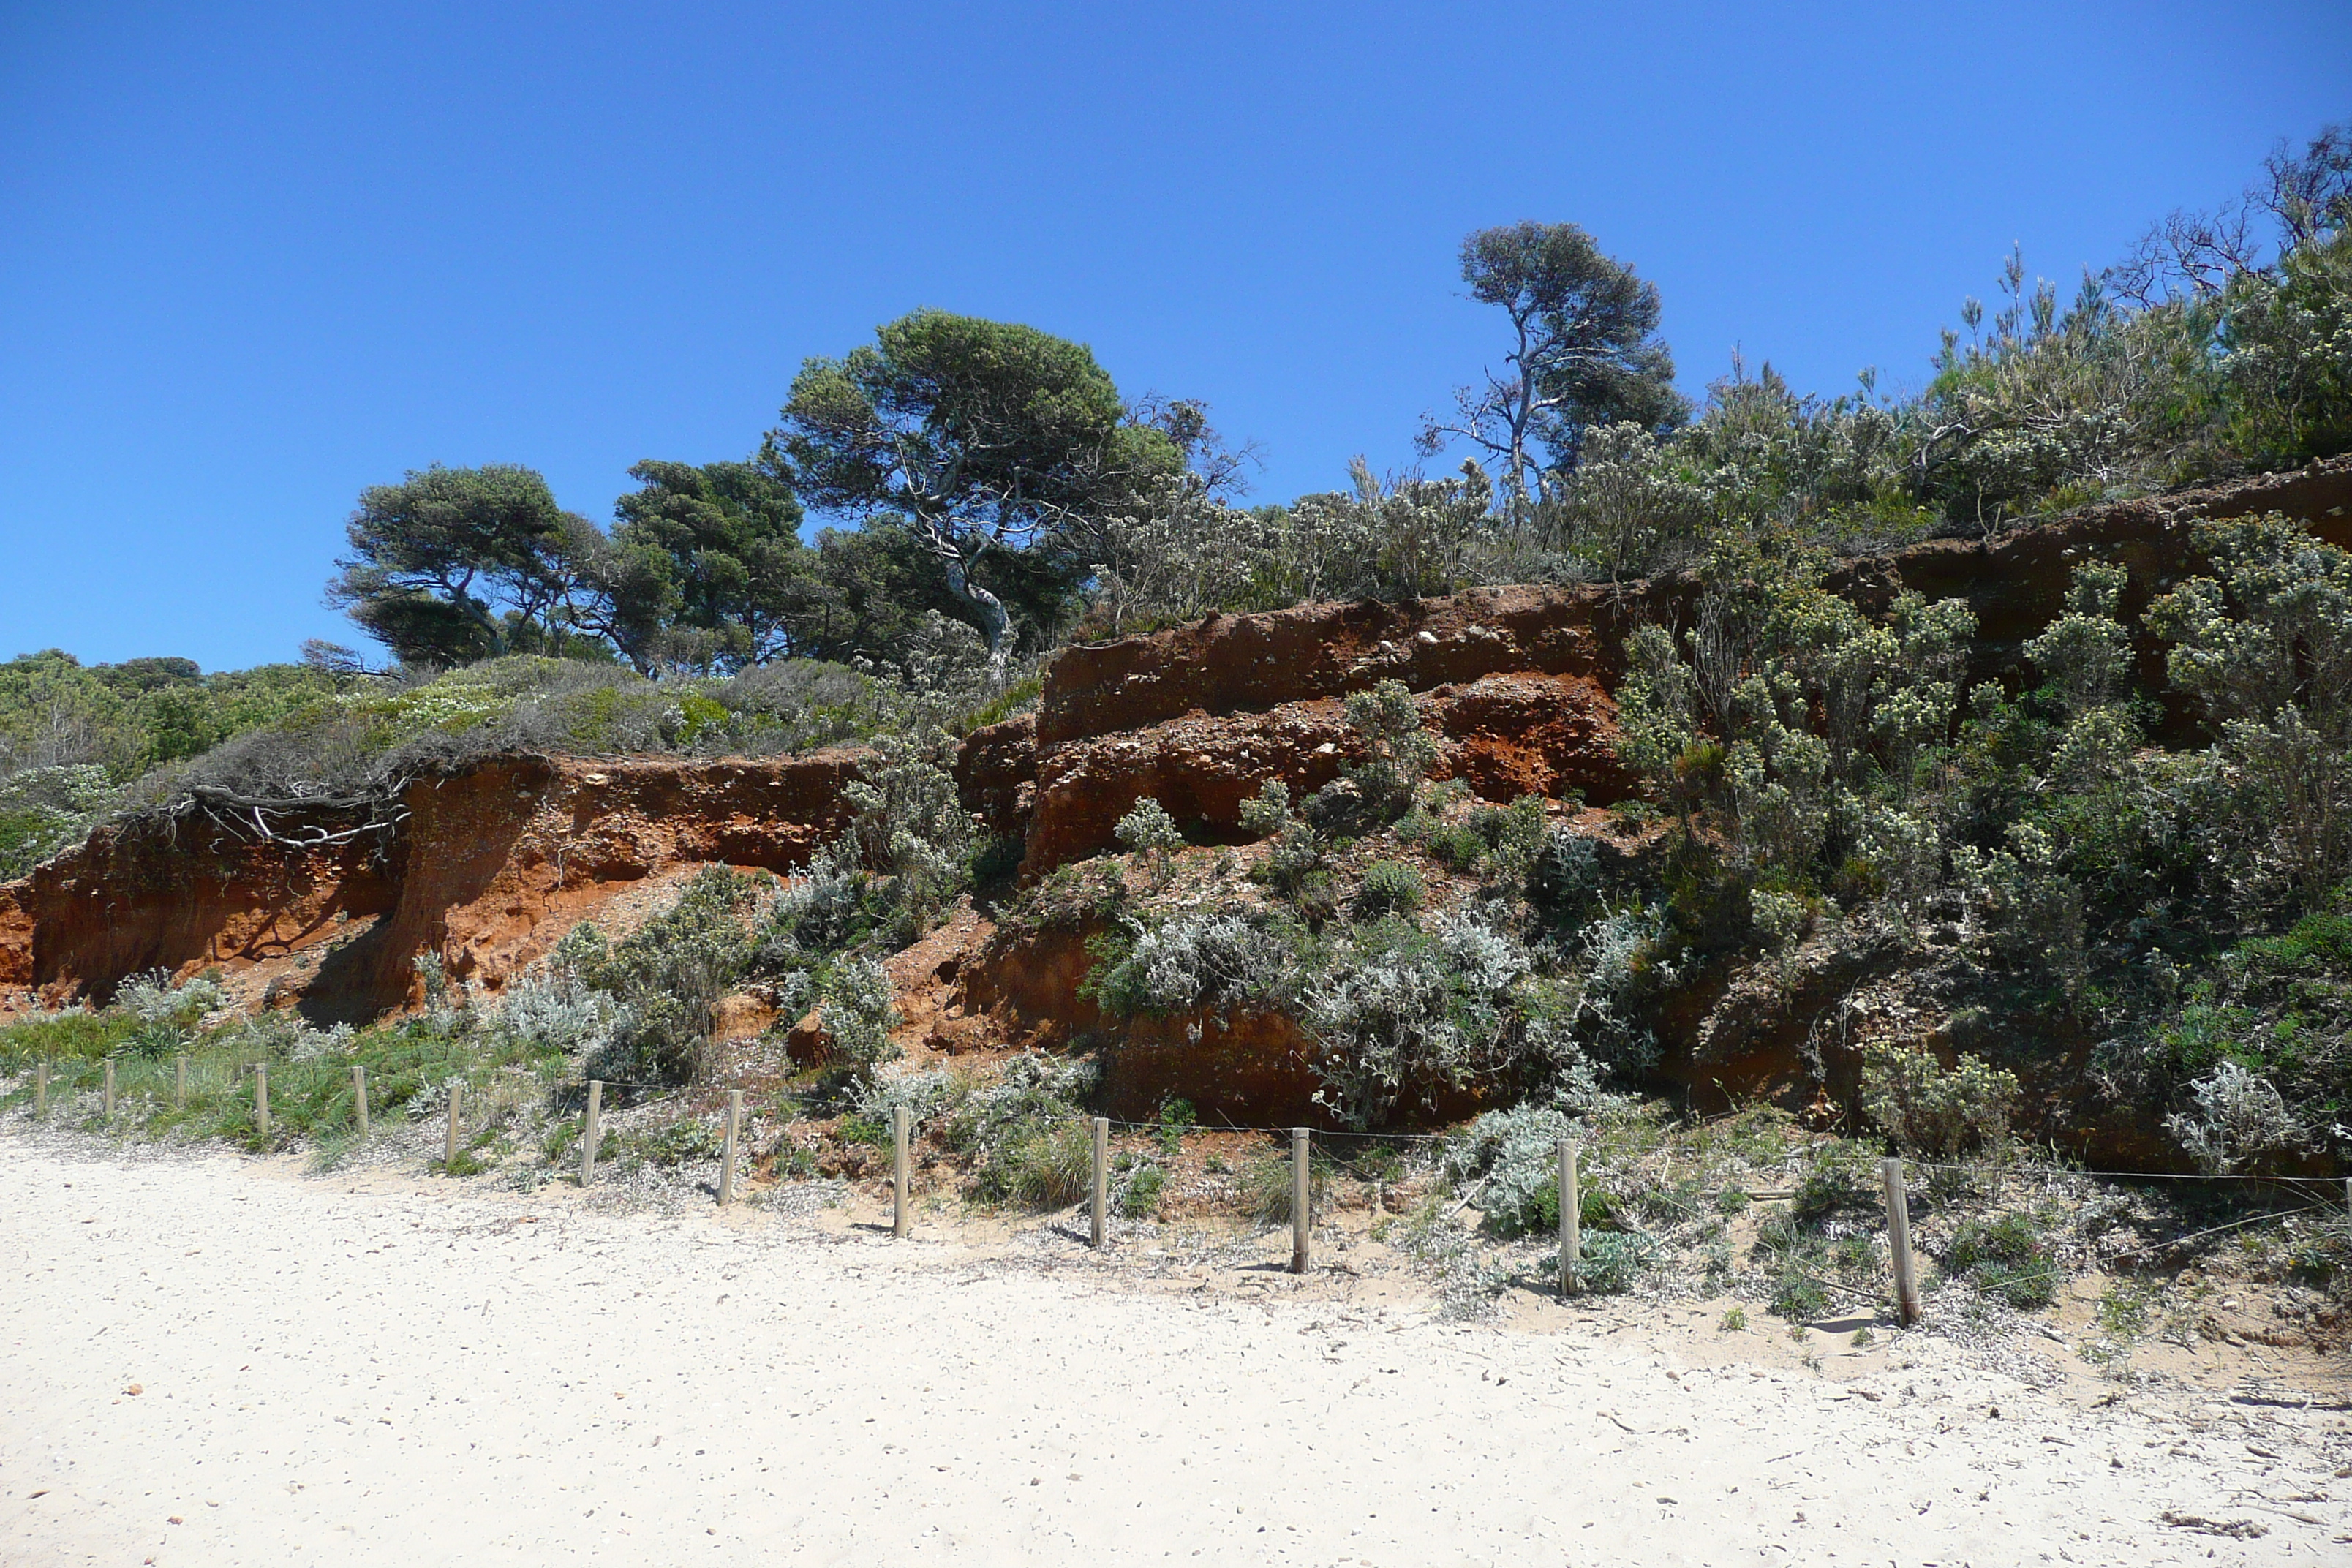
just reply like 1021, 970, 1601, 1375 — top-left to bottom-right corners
943, 551, 1013, 688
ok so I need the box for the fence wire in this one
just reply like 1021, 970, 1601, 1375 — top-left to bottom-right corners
8, 1046, 2348, 1335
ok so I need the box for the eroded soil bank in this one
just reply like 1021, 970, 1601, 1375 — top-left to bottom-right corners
5, 457, 2351, 1146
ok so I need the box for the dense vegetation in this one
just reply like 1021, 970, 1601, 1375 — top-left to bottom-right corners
5, 123, 2349, 1196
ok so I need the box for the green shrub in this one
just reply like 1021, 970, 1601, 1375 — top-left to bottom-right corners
1338, 681, 1439, 823
1084, 913, 1293, 1019
0, 765, 120, 879
942, 1053, 1096, 1153
540, 1117, 581, 1164
1430, 821, 1487, 872
1942, 1213, 2059, 1309
1768, 1267, 1831, 1321
1444, 1102, 1575, 1237
1238, 779, 1295, 839
1254, 820, 1328, 902
1296, 911, 1534, 1129
1153, 1096, 1196, 1156
625, 1117, 725, 1166
0, 1007, 140, 1070
1352, 859, 1427, 916
855, 1067, 970, 1130
581, 867, 763, 1082
819, 956, 902, 1077
1464, 796, 1550, 882
1858, 1044, 2019, 1158
1115, 796, 1184, 889
1116, 1158, 1166, 1217
1792, 1139, 1882, 1222
837, 1111, 893, 1149
837, 730, 975, 936
2163, 1061, 2304, 1175
1575, 1232, 1648, 1294
968, 832, 1024, 886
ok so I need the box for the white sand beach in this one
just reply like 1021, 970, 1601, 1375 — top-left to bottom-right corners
4, 1139, 2348, 1567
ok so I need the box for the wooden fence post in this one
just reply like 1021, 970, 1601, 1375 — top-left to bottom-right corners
1091, 1116, 1109, 1248
443, 1082, 461, 1168
1558, 1138, 1581, 1297
1290, 1127, 1311, 1275
104, 1060, 116, 1120
174, 1054, 188, 1109
720, 1090, 742, 1206
579, 1080, 603, 1186
33, 1060, 46, 1118
352, 1066, 369, 1136
892, 1104, 910, 1239
1882, 1157, 1921, 1327
255, 1063, 269, 1139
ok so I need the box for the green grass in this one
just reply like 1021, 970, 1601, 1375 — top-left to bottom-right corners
1, 1007, 568, 1155
1942, 1212, 2060, 1310
1235, 1148, 1333, 1224
970, 1120, 1091, 1208
1116, 1158, 1166, 1218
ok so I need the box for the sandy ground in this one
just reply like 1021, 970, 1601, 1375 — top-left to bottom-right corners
6, 1139, 2351, 1567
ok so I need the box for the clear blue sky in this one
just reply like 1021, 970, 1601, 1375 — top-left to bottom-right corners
3, 1, 2347, 671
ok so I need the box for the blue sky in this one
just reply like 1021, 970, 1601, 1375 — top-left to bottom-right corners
3, 1, 2348, 671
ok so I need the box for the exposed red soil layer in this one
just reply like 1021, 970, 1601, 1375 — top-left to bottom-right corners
954, 713, 1037, 846
1034, 581, 1671, 753
1, 752, 867, 1018
1018, 673, 1632, 877
0, 815, 396, 1011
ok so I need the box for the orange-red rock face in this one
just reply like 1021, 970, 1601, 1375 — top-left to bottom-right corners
0, 752, 867, 1018
1016, 674, 1635, 878
0, 818, 394, 1003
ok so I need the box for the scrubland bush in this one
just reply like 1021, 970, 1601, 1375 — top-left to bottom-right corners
1084, 913, 1292, 1019
1858, 1043, 2020, 1158
0, 764, 119, 878
113, 970, 228, 1054
819, 957, 901, 1077
2163, 1061, 2304, 1174
1572, 1232, 1649, 1294
576, 868, 762, 1082
837, 730, 976, 938
1352, 859, 1426, 916
2150, 516, 2352, 907
1942, 1213, 2059, 1309
1114, 1156, 1166, 1218
973, 1120, 1093, 1208
1445, 1102, 1577, 1236
948, 1053, 1099, 1207
496, 971, 621, 1057
1337, 681, 1439, 823
1299, 911, 1531, 1128
854, 1066, 968, 1128
1790, 1139, 1885, 1222
1115, 796, 1183, 889
1237, 779, 1295, 839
